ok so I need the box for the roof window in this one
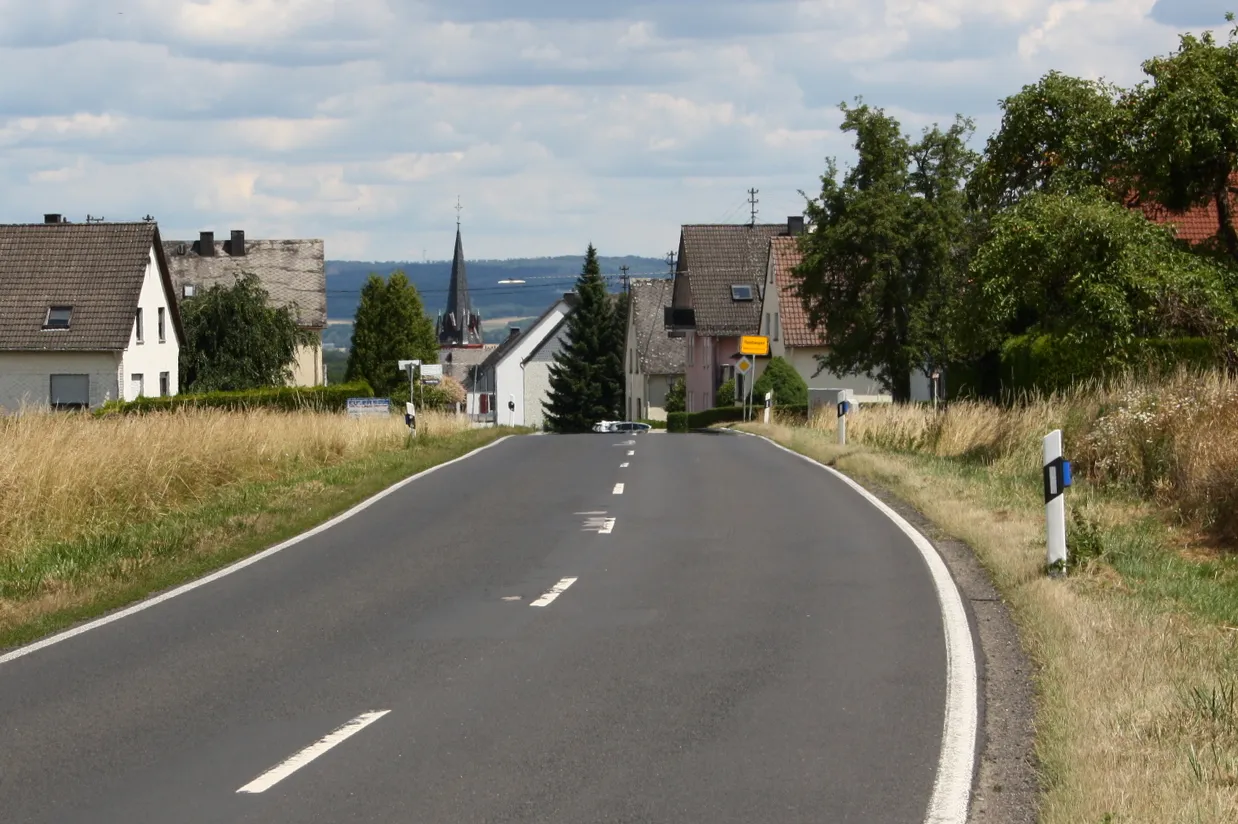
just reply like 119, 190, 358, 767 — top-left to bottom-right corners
43, 306, 72, 330
730, 284, 754, 301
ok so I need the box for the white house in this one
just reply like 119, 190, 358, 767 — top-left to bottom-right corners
0, 215, 184, 412
472, 294, 578, 427
520, 312, 574, 430
760, 233, 891, 404
624, 278, 684, 421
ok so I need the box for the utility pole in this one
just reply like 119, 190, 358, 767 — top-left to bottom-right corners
665, 251, 676, 276
619, 265, 630, 295
747, 188, 759, 227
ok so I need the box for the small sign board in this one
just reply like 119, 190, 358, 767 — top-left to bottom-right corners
740, 336, 769, 356
419, 364, 443, 386
347, 397, 390, 418
736, 356, 753, 375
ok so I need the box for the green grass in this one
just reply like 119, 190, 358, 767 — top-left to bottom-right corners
0, 428, 510, 652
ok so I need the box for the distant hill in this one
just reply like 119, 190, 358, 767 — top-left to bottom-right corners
326, 255, 670, 323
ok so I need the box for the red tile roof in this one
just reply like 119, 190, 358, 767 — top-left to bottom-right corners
1131, 172, 1238, 245
769, 235, 827, 348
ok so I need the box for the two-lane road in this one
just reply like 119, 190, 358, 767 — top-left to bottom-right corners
0, 431, 974, 823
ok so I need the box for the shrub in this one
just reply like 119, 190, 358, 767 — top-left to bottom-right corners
754, 356, 808, 406
96, 381, 375, 416
715, 378, 738, 407
638, 418, 668, 429
667, 411, 689, 432
664, 377, 686, 414
391, 375, 467, 410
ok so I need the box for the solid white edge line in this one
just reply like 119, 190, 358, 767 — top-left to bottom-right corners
530, 577, 577, 607
613, 483, 624, 494
0, 435, 516, 667
236, 710, 391, 794
737, 431, 977, 824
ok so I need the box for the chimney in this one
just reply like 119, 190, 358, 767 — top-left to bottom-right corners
230, 229, 245, 256
44, 214, 62, 224
788, 215, 805, 235
199, 231, 215, 256
509, 327, 521, 339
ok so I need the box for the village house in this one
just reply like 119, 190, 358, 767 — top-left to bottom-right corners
624, 278, 685, 421
760, 233, 891, 404
162, 230, 326, 386
664, 221, 788, 411
471, 293, 578, 428
0, 215, 184, 412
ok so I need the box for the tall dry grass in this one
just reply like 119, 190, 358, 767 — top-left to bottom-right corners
0, 407, 471, 560
798, 368, 1238, 540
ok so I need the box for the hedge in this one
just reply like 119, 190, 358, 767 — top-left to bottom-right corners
667, 411, 689, 432
638, 418, 668, 430
95, 381, 375, 416
1000, 334, 1222, 395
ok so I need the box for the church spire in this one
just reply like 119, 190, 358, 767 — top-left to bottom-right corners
438, 198, 481, 346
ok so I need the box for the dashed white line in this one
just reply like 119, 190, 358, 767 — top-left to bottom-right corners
613, 483, 624, 494
627, 450, 635, 456
236, 710, 391, 794
599, 518, 616, 534
530, 577, 577, 607
620, 463, 629, 468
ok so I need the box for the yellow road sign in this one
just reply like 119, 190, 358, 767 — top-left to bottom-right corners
736, 356, 753, 374
740, 335, 769, 356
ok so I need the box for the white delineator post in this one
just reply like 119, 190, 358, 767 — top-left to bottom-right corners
837, 391, 848, 446
763, 391, 772, 424
1043, 429, 1068, 574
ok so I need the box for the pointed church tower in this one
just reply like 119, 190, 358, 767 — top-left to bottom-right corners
437, 199, 482, 347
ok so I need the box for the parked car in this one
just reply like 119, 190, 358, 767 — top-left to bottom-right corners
611, 421, 651, 433
592, 420, 616, 432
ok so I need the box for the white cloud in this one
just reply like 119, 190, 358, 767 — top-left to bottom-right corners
0, 0, 1222, 269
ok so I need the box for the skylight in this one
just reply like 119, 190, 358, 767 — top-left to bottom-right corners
44, 306, 72, 330
730, 284, 754, 301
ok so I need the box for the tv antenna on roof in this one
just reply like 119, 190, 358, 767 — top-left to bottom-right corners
85, 214, 106, 223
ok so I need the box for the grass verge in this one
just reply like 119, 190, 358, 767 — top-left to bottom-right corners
739, 371, 1238, 823
0, 408, 514, 652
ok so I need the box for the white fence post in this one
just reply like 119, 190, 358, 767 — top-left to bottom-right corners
1043, 429, 1071, 575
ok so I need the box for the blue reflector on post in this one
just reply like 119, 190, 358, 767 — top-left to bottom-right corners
1062, 460, 1072, 487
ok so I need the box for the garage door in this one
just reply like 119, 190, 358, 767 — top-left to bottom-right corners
49, 374, 89, 410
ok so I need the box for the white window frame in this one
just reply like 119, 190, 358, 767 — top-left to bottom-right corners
135, 308, 144, 344
159, 371, 170, 396
158, 307, 166, 343
131, 373, 144, 398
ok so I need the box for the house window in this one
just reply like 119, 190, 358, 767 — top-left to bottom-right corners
135, 308, 143, 344
704, 340, 712, 368
159, 372, 170, 396
183, 284, 196, 299
764, 313, 770, 335
730, 284, 753, 301
158, 307, 166, 342
43, 306, 72, 330
774, 312, 780, 341
130, 373, 144, 399
49, 374, 89, 410
687, 333, 694, 366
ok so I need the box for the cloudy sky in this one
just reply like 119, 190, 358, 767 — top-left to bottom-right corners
0, 0, 1228, 263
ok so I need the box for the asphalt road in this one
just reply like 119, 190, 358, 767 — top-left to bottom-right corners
0, 431, 957, 823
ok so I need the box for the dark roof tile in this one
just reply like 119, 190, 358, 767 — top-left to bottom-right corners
628, 278, 684, 375
678, 224, 785, 336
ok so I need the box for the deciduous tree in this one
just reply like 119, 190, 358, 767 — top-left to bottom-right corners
345, 271, 438, 397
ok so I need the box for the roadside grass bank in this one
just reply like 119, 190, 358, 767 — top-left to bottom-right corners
0, 408, 515, 651
738, 369, 1238, 824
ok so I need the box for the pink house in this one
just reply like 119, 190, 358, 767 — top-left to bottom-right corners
664, 221, 794, 411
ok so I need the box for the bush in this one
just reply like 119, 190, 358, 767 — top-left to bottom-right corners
667, 411, 689, 432
753, 356, 808, 406
391, 375, 467, 410
715, 378, 738, 407
1000, 334, 1224, 395
686, 406, 748, 428
96, 381, 375, 416
638, 419, 668, 429
664, 377, 686, 414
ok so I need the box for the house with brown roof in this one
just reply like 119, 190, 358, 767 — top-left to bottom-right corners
162, 230, 326, 387
664, 220, 791, 411
761, 234, 891, 403
0, 215, 184, 412
1128, 172, 1238, 249
624, 278, 684, 421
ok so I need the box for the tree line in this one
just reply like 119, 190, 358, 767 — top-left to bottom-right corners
794, 15, 1238, 401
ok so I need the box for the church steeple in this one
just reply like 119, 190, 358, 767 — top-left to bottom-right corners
437, 198, 481, 346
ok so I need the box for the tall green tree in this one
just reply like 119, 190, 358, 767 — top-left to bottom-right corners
795, 101, 976, 400
179, 271, 316, 392
543, 245, 620, 432
345, 270, 438, 397
602, 291, 627, 418
1126, 14, 1238, 263
968, 71, 1127, 214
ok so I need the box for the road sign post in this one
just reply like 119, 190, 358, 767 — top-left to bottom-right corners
735, 356, 754, 421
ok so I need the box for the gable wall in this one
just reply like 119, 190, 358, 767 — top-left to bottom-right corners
119, 246, 181, 401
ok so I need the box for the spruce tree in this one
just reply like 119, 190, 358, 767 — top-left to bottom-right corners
345, 270, 438, 396
543, 245, 618, 432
